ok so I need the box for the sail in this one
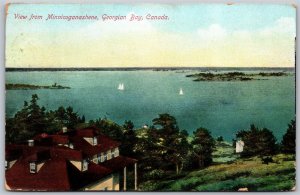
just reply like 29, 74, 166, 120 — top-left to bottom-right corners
179, 88, 184, 95
118, 83, 124, 90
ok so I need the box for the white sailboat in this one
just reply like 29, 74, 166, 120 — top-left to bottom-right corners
179, 88, 184, 95
118, 83, 124, 90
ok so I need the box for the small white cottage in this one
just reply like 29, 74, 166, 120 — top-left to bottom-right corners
235, 140, 244, 153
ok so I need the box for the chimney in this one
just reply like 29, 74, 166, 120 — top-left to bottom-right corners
62, 127, 68, 133
93, 137, 98, 146
28, 140, 34, 147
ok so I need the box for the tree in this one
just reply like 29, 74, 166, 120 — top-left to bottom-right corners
55, 106, 67, 124
236, 124, 277, 157
90, 118, 123, 141
123, 120, 134, 131
216, 136, 224, 142
6, 95, 85, 143
120, 120, 138, 157
191, 128, 215, 168
81, 115, 86, 123
134, 126, 163, 173
6, 100, 30, 143
281, 119, 296, 154
152, 114, 190, 174
45, 105, 83, 133
65, 106, 82, 129
26, 94, 47, 135
6, 95, 47, 143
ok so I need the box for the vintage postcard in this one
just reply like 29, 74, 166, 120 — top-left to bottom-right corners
5, 3, 296, 192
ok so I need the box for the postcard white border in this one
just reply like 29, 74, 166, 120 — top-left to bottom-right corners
0, 0, 298, 195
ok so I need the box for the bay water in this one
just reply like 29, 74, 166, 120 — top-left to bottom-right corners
6, 69, 295, 141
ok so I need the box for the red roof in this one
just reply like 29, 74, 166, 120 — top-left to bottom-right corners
5, 155, 120, 191
6, 158, 71, 191
51, 135, 69, 144
76, 129, 96, 137
101, 156, 137, 171
5, 126, 137, 191
50, 147, 84, 161
26, 150, 51, 163
6, 147, 23, 161
97, 135, 121, 151
70, 135, 120, 157
34, 134, 69, 145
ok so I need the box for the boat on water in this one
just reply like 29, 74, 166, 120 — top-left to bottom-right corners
179, 88, 184, 95
118, 83, 124, 90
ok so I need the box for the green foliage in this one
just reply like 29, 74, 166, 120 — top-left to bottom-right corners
88, 118, 139, 158
216, 136, 224, 142
89, 118, 123, 141
195, 175, 294, 191
135, 114, 191, 176
236, 124, 277, 158
212, 141, 238, 164
141, 153, 295, 191
143, 169, 167, 180
123, 120, 134, 131
191, 127, 215, 168
7, 95, 295, 192
120, 120, 138, 158
6, 83, 70, 90
6, 95, 46, 143
281, 119, 296, 154
6, 94, 83, 143
261, 156, 273, 164
153, 113, 178, 129
152, 113, 190, 174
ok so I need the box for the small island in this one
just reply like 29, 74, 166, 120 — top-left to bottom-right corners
6, 83, 71, 90
186, 72, 288, 81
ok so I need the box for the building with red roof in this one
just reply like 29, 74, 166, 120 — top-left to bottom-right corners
5, 127, 137, 191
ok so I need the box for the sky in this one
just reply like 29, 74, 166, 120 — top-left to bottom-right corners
5, 4, 296, 68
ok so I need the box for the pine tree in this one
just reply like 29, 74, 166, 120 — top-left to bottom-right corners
281, 119, 296, 154
191, 128, 215, 168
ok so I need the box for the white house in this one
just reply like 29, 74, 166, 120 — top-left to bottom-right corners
236, 140, 244, 153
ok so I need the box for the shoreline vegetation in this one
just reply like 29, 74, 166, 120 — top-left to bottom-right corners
186, 72, 288, 81
6, 83, 70, 90
6, 94, 295, 191
6, 67, 295, 72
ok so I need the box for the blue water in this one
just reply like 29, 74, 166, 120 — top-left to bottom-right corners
5, 69, 295, 141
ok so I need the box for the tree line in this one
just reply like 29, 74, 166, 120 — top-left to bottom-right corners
6, 94, 295, 181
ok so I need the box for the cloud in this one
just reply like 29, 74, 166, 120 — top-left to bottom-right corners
6, 15, 295, 68
197, 17, 295, 41
193, 17, 295, 67
197, 24, 227, 41
260, 17, 295, 36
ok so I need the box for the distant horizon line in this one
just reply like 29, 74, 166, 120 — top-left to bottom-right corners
6, 67, 295, 71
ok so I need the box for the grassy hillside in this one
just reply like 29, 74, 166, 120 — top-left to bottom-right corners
139, 142, 295, 192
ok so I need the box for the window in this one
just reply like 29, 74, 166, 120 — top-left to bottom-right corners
93, 155, 98, 163
29, 162, 36, 173
5, 160, 8, 170
103, 153, 107, 161
111, 150, 115, 158
93, 137, 97, 146
28, 140, 34, 147
107, 150, 111, 160
82, 160, 88, 171
69, 143, 74, 149
100, 153, 105, 162
97, 154, 101, 163
115, 148, 119, 157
